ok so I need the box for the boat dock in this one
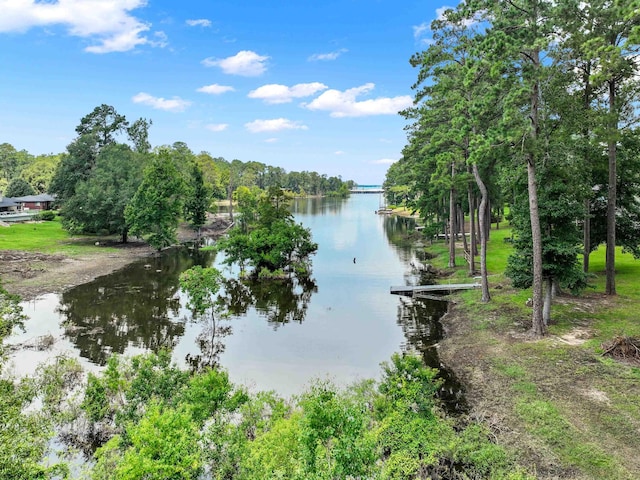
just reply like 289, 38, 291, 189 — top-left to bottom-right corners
390, 283, 481, 297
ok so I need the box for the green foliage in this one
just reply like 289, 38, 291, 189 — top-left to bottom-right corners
376, 353, 441, 417
179, 266, 232, 369
93, 402, 202, 480
0, 351, 81, 479
179, 367, 246, 425
18, 153, 61, 194
0, 377, 68, 480
61, 143, 144, 242
184, 162, 210, 230
5, 177, 35, 197
504, 154, 587, 294
0, 285, 27, 351
125, 151, 183, 250
79, 351, 529, 479
38, 210, 56, 221
219, 186, 318, 277
179, 266, 223, 318
49, 133, 99, 204
75, 104, 129, 149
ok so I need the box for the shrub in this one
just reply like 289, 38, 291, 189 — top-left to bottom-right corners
39, 210, 56, 221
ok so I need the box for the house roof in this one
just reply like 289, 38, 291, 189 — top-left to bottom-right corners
0, 197, 18, 208
12, 194, 56, 202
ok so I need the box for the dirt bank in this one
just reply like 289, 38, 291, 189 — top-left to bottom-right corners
0, 216, 232, 302
438, 296, 640, 479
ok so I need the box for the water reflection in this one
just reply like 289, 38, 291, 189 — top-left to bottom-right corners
396, 296, 467, 414
13, 194, 466, 400
184, 310, 232, 373
290, 197, 345, 216
58, 247, 215, 365
222, 276, 318, 328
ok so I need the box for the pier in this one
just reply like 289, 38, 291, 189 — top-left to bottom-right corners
390, 283, 481, 297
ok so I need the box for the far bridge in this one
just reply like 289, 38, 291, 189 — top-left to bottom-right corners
350, 187, 384, 194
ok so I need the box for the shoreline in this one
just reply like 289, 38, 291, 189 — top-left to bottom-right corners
0, 216, 232, 302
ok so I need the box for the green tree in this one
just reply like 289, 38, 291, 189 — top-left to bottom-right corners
583, 0, 640, 295
19, 154, 61, 194
472, 0, 557, 335
125, 151, 183, 251
4, 177, 35, 197
219, 187, 318, 277
505, 152, 587, 324
127, 117, 153, 154
93, 402, 202, 480
76, 104, 129, 148
184, 162, 210, 233
49, 134, 100, 205
0, 143, 32, 186
60, 144, 144, 242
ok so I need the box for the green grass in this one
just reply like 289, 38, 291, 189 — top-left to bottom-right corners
422, 221, 640, 479
0, 219, 117, 255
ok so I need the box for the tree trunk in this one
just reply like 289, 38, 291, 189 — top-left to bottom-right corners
583, 198, 591, 273
543, 277, 552, 326
528, 45, 545, 336
460, 205, 469, 268
122, 228, 128, 244
228, 186, 234, 222
476, 204, 481, 249
485, 198, 491, 240
449, 162, 456, 268
469, 189, 478, 257
473, 162, 491, 303
582, 63, 593, 275
605, 79, 617, 295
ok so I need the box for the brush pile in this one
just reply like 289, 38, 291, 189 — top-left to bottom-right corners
601, 336, 640, 365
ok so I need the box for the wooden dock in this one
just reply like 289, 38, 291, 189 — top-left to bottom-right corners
390, 283, 481, 297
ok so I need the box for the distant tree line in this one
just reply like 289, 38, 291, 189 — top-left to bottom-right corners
0, 104, 354, 250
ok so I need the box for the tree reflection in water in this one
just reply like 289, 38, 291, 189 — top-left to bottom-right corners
221, 276, 318, 329
58, 247, 215, 365
185, 274, 317, 370
396, 296, 467, 414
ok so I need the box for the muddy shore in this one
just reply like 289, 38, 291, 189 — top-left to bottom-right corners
0, 217, 232, 302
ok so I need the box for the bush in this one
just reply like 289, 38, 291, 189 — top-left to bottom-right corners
39, 210, 56, 221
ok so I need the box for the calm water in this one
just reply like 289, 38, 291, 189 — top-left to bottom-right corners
9, 194, 462, 404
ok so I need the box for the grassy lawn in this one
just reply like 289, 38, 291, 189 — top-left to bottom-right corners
425, 224, 640, 479
0, 218, 118, 255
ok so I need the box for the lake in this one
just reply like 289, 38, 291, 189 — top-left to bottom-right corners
9, 194, 457, 402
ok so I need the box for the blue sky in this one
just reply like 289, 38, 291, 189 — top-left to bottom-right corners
0, 0, 449, 184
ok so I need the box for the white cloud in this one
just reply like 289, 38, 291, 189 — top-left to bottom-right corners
248, 82, 328, 104
413, 21, 435, 46
0, 0, 158, 53
132, 92, 191, 112
205, 123, 228, 132
202, 50, 269, 76
197, 84, 235, 95
371, 158, 398, 165
245, 118, 308, 133
186, 19, 211, 27
413, 22, 429, 39
304, 83, 412, 117
265, 138, 279, 143
308, 48, 348, 61
334, 150, 345, 155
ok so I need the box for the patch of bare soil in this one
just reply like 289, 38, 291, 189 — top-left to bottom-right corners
0, 215, 232, 301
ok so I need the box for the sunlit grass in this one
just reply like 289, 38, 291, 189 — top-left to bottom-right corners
0, 219, 116, 255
